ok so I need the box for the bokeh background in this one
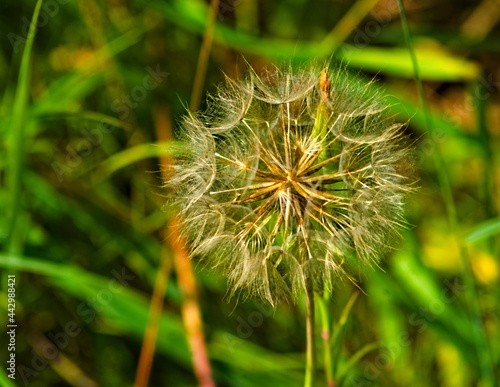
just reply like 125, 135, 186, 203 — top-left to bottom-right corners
1, 0, 499, 386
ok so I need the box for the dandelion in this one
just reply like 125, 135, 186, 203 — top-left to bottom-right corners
166, 63, 412, 386
167, 63, 410, 306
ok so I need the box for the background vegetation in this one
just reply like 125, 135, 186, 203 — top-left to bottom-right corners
1, 0, 499, 386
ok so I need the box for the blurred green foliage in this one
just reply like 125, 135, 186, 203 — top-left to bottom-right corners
1, 0, 499, 386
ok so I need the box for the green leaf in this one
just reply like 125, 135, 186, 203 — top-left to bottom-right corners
0, 368, 16, 387
340, 45, 479, 81
4, 0, 43, 255
87, 141, 184, 180
330, 291, 360, 378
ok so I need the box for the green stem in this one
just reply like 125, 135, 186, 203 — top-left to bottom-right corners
317, 293, 334, 386
304, 286, 316, 387
6, 0, 43, 255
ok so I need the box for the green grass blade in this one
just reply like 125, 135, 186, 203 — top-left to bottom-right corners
0, 368, 16, 387
85, 141, 181, 180
466, 218, 500, 244
341, 45, 479, 81
4, 0, 43, 255
330, 291, 360, 378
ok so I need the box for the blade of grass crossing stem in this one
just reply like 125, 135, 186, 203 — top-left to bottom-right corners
396, 1, 495, 384
5, 0, 43, 256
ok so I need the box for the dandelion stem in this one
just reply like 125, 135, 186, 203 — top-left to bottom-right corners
304, 286, 316, 387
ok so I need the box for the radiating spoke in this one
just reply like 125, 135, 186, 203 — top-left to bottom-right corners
300, 142, 364, 175
210, 181, 276, 196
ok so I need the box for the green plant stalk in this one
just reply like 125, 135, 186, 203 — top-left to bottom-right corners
396, 1, 495, 384
317, 290, 360, 386
317, 293, 334, 386
5, 0, 43, 256
134, 245, 173, 387
190, 0, 219, 111
304, 286, 316, 387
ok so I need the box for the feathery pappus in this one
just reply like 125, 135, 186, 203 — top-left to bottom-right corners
165, 64, 412, 305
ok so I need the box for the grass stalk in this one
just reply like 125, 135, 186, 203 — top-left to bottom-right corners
5, 0, 43, 255
153, 103, 215, 386
322, 0, 380, 54
190, 0, 220, 111
169, 217, 216, 387
134, 245, 173, 387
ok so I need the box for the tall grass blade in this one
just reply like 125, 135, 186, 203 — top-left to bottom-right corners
466, 218, 500, 244
4, 0, 43, 255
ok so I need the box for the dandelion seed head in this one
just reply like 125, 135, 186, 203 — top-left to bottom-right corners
166, 64, 412, 305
